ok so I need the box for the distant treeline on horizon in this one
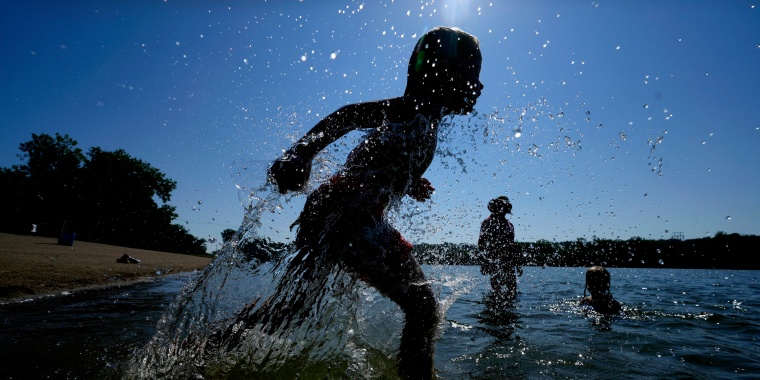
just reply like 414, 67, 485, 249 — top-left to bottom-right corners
413, 232, 760, 270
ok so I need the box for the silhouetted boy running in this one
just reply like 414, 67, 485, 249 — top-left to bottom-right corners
222, 26, 483, 380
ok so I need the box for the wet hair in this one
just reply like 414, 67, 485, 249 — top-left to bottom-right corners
584, 266, 612, 296
406, 26, 481, 88
487, 196, 512, 215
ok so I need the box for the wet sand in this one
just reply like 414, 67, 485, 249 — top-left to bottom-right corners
0, 233, 212, 302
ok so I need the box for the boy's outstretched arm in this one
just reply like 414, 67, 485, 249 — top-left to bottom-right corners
269, 101, 386, 193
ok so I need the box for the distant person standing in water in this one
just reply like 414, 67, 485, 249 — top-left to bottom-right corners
478, 196, 522, 299
580, 266, 622, 315
216, 26, 483, 380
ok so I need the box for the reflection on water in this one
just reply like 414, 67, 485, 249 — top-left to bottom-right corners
481, 292, 521, 326
0, 273, 196, 379
1, 267, 758, 379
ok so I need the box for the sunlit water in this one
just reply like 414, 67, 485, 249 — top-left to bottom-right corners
1, 267, 757, 379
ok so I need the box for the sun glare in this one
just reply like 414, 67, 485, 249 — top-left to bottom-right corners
441, 0, 473, 24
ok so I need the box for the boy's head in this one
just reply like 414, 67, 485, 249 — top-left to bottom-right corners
585, 266, 612, 294
487, 196, 512, 215
406, 26, 483, 114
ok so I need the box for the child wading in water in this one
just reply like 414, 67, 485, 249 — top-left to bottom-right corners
580, 266, 622, 315
215, 27, 483, 380
478, 196, 522, 301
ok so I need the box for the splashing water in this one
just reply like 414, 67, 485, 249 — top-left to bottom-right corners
118, 73, 631, 378
122, 150, 476, 379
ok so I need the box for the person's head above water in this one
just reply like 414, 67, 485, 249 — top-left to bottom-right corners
487, 196, 512, 216
405, 26, 483, 115
585, 266, 612, 295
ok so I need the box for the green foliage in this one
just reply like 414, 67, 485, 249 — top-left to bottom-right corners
6, 133, 86, 232
0, 133, 207, 255
221, 228, 236, 243
415, 234, 760, 270
414, 242, 479, 265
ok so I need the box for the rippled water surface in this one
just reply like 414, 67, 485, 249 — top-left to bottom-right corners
1, 267, 758, 379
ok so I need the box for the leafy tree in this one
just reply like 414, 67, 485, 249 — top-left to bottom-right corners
221, 228, 236, 243
0, 133, 85, 235
77, 147, 178, 245
0, 167, 32, 234
0, 133, 207, 255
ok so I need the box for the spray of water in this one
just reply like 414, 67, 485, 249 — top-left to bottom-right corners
121, 136, 481, 379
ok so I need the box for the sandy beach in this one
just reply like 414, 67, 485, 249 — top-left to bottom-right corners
0, 233, 212, 302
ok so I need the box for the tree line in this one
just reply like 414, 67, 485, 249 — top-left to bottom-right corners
0, 133, 208, 255
216, 229, 759, 271
414, 232, 760, 270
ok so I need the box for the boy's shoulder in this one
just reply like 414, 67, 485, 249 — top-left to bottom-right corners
337, 96, 405, 115
345, 95, 441, 121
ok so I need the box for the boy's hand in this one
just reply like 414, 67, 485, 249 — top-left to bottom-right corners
268, 152, 311, 194
408, 177, 434, 201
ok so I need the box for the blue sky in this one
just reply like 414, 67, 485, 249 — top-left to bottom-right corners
2, 1, 759, 250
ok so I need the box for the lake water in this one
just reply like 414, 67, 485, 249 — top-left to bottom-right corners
1, 267, 758, 379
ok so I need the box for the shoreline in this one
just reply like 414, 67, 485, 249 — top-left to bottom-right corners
0, 233, 212, 303
0, 272, 199, 305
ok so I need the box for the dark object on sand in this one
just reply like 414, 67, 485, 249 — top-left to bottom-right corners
58, 233, 76, 246
117, 254, 140, 264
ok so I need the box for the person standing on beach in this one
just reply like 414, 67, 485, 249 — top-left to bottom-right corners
218, 26, 484, 380
478, 196, 522, 300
